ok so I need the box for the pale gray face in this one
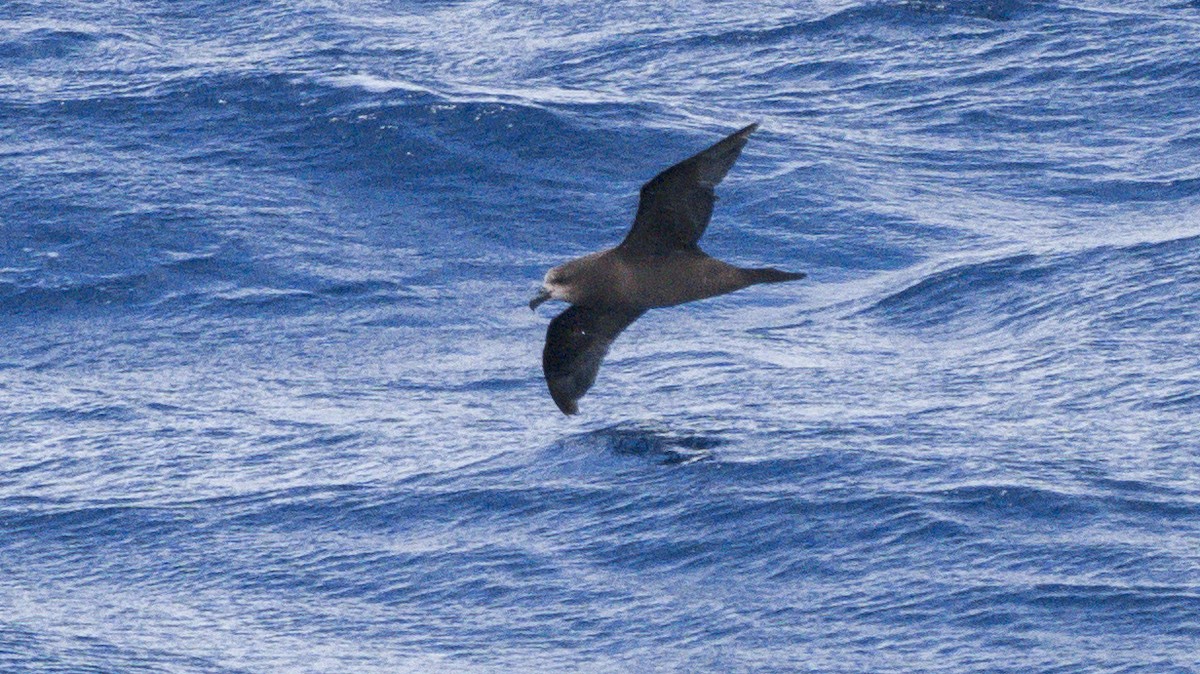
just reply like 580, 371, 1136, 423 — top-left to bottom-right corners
530, 258, 591, 310
543, 265, 576, 301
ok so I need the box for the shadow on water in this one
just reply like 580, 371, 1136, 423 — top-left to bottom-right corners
547, 422, 727, 467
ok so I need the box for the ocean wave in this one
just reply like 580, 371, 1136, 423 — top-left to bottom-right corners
859, 234, 1200, 335
1051, 175, 1200, 204
0, 25, 100, 62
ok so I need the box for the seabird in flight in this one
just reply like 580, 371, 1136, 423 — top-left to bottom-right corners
530, 123, 805, 415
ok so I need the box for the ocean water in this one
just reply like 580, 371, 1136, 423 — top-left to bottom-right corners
2, 0, 1200, 671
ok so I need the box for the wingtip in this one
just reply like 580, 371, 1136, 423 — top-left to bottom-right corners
553, 396, 578, 415
737, 122, 761, 137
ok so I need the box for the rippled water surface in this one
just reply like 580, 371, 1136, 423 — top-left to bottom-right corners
3, 1, 1200, 672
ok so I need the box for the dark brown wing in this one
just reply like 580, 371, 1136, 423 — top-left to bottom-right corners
542, 304, 644, 415
619, 123, 759, 255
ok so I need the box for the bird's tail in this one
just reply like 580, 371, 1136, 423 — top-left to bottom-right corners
744, 267, 807, 284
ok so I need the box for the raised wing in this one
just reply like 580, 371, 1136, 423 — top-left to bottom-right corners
542, 304, 644, 415
619, 123, 759, 255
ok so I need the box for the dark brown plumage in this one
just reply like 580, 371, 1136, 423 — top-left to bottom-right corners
530, 123, 806, 415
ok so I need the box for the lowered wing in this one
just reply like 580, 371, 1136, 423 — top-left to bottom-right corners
542, 304, 644, 415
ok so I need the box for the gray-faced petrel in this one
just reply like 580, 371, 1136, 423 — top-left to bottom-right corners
529, 123, 806, 415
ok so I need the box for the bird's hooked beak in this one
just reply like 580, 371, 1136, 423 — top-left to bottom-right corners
529, 287, 552, 311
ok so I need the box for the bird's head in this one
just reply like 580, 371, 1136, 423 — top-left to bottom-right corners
529, 257, 592, 310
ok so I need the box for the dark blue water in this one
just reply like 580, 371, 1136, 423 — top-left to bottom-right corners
3, 1, 1200, 671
